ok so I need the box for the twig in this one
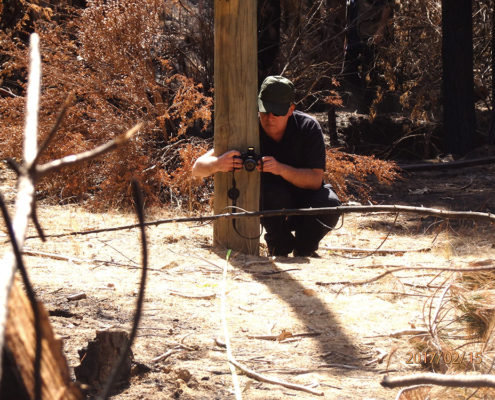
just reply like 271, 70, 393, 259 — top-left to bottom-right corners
399, 156, 495, 171
247, 332, 321, 341
318, 363, 360, 370
366, 329, 429, 338
169, 290, 216, 300
431, 284, 451, 336
22, 248, 139, 268
98, 180, 148, 400
35, 123, 141, 178
29, 204, 495, 239
321, 245, 431, 254
32, 91, 75, 167
152, 348, 184, 363
316, 264, 495, 287
220, 250, 242, 400
381, 373, 495, 389
394, 385, 432, 400
228, 358, 324, 396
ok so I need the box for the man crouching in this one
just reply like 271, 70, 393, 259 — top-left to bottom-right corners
192, 76, 341, 257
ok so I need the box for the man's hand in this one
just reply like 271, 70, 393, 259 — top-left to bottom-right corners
216, 150, 243, 172
192, 148, 242, 178
258, 155, 323, 190
258, 156, 282, 175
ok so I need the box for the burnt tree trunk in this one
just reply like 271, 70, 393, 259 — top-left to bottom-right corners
441, 0, 476, 156
258, 0, 281, 83
489, 0, 495, 145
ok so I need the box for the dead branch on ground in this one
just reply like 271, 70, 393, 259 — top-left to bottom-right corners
316, 264, 495, 287
382, 373, 495, 389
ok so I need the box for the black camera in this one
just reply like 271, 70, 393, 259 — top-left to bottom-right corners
236, 147, 262, 172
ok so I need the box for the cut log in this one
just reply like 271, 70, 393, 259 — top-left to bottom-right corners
2, 279, 82, 399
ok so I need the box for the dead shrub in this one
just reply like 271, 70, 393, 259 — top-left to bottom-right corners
325, 148, 400, 203
0, 0, 212, 209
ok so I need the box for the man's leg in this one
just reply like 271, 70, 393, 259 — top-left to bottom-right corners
292, 184, 341, 256
261, 181, 296, 256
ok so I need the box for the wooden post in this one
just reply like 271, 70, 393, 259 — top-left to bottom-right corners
213, 0, 260, 254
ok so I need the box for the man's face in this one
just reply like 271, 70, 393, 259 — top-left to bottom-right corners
259, 104, 295, 138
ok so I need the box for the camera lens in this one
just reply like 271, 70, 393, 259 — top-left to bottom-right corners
243, 158, 257, 172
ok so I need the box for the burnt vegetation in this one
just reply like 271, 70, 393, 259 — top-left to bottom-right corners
0, 0, 493, 209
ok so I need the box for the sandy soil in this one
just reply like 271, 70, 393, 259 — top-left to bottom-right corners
2, 162, 495, 399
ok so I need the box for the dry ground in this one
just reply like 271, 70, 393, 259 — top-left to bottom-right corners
2, 163, 495, 399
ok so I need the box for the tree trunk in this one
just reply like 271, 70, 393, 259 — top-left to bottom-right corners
489, 0, 495, 145
441, 0, 476, 156
258, 0, 281, 83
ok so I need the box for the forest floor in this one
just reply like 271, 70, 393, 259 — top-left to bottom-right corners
2, 151, 495, 399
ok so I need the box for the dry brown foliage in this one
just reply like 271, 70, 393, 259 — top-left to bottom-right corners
0, 0, 212, 209
325, 148, 399, 203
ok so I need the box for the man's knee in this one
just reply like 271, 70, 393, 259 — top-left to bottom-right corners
307, 184, 341, 228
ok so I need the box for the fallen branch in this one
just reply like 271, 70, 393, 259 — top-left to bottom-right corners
247, 332, 321, 341
169, 290, 216, 300
321, 245, 431, 254
29, 204, 495, 239
365, 329, 429, 338
316, 263, 495, 287
381, 373, 495, 389
228, 358, 324, 396
22, 248, 139, 268
399, 156, 495, 171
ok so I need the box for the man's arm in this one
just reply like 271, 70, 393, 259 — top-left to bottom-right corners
192, 148, 243, 178
259, 156, 323, 190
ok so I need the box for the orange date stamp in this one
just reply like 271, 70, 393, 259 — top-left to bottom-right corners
406, 351, 483, 366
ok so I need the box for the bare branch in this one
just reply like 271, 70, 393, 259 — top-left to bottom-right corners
23, 33, 40, 168
382, 373, 495, 389
29, 204, 495, 240
33, 91, 75, 167
0, 33, 41, 381
35, 123, 142, 178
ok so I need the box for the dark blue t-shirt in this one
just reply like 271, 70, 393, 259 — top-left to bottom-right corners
260, 110, 326, 186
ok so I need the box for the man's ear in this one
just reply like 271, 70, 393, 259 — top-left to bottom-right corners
287, 103, 296, 116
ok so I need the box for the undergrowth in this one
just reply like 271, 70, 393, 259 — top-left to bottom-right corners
0, 0, 399, 211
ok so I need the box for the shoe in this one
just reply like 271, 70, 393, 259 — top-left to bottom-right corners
268, 247, 290, 257
293, 250, 320, 258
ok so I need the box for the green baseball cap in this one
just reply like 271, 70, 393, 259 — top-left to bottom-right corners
258, 75, 295, 116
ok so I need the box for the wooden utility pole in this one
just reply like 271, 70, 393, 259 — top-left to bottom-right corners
213, 0, 260, 254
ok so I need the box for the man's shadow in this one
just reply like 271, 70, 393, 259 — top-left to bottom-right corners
213, 247, 368, 376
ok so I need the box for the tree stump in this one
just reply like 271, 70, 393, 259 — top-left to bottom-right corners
74, 330, 132, 394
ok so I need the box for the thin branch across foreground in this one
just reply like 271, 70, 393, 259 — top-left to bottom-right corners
32, 204, 495, 239
382, 373, 495, 389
